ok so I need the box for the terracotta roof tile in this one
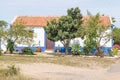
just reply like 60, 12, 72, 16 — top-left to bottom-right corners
13, 16, 59, 27
82, 16, 111, 27
13, 16, 111, 27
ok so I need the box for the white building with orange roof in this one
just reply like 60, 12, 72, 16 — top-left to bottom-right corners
11, 16, 113, 54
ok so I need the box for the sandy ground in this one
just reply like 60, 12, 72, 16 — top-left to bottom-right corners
18, 62, 120, 80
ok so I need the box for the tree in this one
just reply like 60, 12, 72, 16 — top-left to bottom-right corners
0, 20, 7, 49
3, 24, 33, 53
7, 39, 14, 54
83, 13, 111, 57
112, 17, 116, 23
113, 27, 120, 45
0, 20, 7, 36
83, 36, 96, 55
0, 20, 7, 27
45, 7, 83, 54
10, 24, 33, 45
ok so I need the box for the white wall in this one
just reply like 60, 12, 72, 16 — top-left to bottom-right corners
55, 38, 84, 47
99, 28, 112, 47
33, 27, 45, 47
1, 42, 7, 51
55, 41, 64, 47
70, 38, 85, 47
16, 27, 45, 47
55, 27, 112, 48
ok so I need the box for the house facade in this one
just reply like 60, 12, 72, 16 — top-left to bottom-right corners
11, 16, 113, 53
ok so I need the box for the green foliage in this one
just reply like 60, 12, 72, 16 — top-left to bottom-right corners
113, 27, 120, 45
45, 20, 58, 41
0, 24, 33, 53
0, 20, 8, 52
0, 49, 2, 56
10, 24, 33, 45
5, 65, 20, 76
83, 46, 89, 55
71, 44, 83, 55
7, 39, 14, 54
0, 20, 7, 27
110, 48, 118, 56
45, 7, 83, 41
95, 49, 104, 57
0, 20, 7, 37
22, 47, 34, 55
112, 17, 116, 23
84, 37, 96, 55
83, 13, 111, 55
0, 65, 31, 80
45, 7, 83, 54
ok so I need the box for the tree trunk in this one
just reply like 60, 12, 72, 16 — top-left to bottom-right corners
96, 46, 104, 57
65, 46, 69, 55
61, 39, 70, 55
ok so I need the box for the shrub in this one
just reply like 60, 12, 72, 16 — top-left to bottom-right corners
0, 49, 2, 56
110, 48, 118, 56
113, 44, 120, 50
83, 37, 97, 55
95, 49, 104, 57
0, 65, 31, 80
22, 47, 34, 55
5, 65, 20, 76
2, 74, 31, 80
83, 46, 90, 55
7, 39, 14, 54
71, 44, 83, 55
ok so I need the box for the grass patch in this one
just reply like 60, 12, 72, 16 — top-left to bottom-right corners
0, 54, 119, 80
0, 64, 31, 80
0, 74, 31, 80
0, 55, 119, 68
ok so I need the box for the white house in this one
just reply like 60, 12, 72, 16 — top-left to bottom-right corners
11, 16, 113, 53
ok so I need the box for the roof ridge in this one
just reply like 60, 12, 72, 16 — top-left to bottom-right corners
13, 16, 111, 27
18, 16, 60, 17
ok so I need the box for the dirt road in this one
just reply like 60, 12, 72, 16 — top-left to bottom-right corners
19, 63, 120, 80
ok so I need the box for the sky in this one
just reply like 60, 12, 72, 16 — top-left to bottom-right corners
0, 0, 120, 27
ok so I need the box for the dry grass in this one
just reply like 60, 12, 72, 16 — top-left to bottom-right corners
0, 54, 119, 69
0, 64, 31, 80
0, 73, 31, 80
0, 54, 119, 80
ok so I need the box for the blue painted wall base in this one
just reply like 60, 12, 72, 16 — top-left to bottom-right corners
15, 46, 112, 54
54, 47, 112, 54
54, 47, 71, 53
14, 46, 46, 52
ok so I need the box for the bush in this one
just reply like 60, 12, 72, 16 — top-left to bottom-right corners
83, 37, 97, 55
0, 49, 2, 56
83, 46, 90, 55
71, 44, 83, 55
110, 48, 118, 56
113, 44, 120, 50
7, 39, 14, 54
0, 65, 31, 80
22, 47, 34, 55
95, 49, 104, 57
5, 65, 20, 76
